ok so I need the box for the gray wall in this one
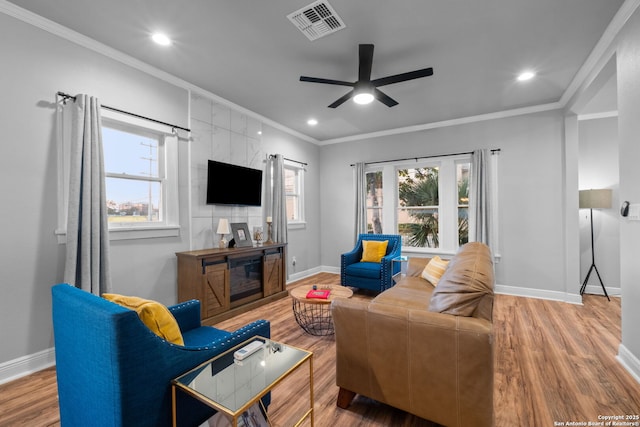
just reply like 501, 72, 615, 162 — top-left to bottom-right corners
0, 11, 321, 372
1, 4, 638, 383
617, 6, 640, 372
319, 110, 569, 294
0, 12, 191, 366
578, 117, 620, 294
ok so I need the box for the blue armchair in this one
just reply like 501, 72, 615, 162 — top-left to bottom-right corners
52, 283, 270, 427
340, 234, 402, 292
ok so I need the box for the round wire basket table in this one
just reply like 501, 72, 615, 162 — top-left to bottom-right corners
289, 285, 353, 336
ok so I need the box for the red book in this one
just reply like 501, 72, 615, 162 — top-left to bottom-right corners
306, 289, 331, 299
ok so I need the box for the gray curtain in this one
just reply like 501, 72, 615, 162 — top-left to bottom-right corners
266, 154, 288, 245
354, 162, 367, 240
63, 94, 112, 295
470, 149, 494, 251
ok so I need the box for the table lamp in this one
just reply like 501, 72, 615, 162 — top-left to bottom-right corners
217, 218, 230, 248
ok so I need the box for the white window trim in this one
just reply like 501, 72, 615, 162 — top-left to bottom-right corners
285, 160, 306, 229
56, 108, 180, 243
367, 154, 471, 256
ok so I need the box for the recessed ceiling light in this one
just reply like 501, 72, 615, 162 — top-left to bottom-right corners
517, 71, 536, 82
307, 118, 318, 126
151, 33, 172, 46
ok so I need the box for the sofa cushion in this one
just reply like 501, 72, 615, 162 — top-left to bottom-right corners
103, 294, 185, 345
361, 240, 389, 262
345, 262, 382, 279
421, 256, 449, 286
427, 242, 494, 320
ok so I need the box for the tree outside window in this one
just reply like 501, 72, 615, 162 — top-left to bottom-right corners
457, 162, 470, 245
366, 171, 383, 233
397, 167, 439, 248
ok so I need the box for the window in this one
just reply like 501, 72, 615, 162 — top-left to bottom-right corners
56, 109, 180, 242
366, 171, 383, 233
457, 162, 470, 245
100, 116, 179, 238
284, 161, 305, 226
102, 124, 163, 226
365, 155, 472, 253
397, 166, 440, 248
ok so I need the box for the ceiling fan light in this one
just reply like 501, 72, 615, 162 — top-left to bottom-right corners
353, 92, 374, 105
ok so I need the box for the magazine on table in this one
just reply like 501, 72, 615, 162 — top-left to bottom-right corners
306, 288, 331, 299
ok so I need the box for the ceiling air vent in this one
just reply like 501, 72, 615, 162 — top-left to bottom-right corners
287, 1, 346, 41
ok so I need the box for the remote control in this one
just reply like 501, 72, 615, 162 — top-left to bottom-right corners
233, 340, 264, 361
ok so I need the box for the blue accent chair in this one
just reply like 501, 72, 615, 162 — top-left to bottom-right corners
341, 234, 402, 292
52, 283, 270, 427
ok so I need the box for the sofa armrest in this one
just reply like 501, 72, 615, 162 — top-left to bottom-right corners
169, 299, 202, 332
341, 248, 362, 266
406, 257, 431, 277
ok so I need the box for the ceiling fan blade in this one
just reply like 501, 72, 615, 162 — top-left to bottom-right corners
358, 44, 374, 82
328, 90, 355, 108
374, 88, 399, 107
372, 67, 434, 87
300, 76, 355, 87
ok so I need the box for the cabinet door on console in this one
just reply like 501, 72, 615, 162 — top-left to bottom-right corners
202, 262, 230, 319
263, 253, 283, 297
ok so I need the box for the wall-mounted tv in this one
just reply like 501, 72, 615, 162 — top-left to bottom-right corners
206, 160, 263, 206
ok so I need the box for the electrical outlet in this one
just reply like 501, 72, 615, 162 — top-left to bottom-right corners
292, 256, 297, 266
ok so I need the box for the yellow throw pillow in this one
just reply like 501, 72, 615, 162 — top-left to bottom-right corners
421, 256, 450, 286
361, 240, 389, 263
103, 293, 184, 345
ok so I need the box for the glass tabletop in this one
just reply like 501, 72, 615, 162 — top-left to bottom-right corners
173, 337, 311, 415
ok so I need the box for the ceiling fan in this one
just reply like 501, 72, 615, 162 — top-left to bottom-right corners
299, 44, 433, 108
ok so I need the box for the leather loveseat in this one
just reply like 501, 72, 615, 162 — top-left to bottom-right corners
331, 242, 495, 427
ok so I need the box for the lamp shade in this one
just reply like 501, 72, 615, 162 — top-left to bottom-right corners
579, 189, 612, 209
216, 218, 230, 234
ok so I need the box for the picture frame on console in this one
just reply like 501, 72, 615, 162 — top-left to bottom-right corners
231, 222, 253, 247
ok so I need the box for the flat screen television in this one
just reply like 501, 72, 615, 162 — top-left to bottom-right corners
206, 160, 263, 206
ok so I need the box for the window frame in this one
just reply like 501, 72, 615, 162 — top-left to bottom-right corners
365, 154, 472, 255
284, 160, 306, 229
56, 109, 180, 242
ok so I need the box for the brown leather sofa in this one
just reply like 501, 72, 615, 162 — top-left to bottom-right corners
331, 242, 495, 427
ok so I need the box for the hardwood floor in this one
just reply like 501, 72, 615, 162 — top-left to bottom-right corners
1, 272, 639, 426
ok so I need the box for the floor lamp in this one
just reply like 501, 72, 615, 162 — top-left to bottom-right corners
579, 189, 612, 301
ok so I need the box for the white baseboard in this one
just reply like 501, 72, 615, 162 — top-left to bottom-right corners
287, 265, 339, 284
618, 344, 640, 385
582, 284, 621, 297
495, 284, 584, 304
2, 274, 636, 388
0, 347, 55, 385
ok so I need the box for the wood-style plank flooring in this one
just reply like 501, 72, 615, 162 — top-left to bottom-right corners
1, 272, 639, 426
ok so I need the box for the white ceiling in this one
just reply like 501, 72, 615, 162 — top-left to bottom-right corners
7, 0, 625, 142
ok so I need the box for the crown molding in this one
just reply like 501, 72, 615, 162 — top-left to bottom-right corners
0, 0, 318, 145
318, 102, 563, 145
2, 0, 637, 146
578, 111, 618, 121
560, 0, 640, 110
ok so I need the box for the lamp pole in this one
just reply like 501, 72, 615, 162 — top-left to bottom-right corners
579, 207, 610, 301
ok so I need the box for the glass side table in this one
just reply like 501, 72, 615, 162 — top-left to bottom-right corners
392, 255, 408, 283
172, 336, 313, 427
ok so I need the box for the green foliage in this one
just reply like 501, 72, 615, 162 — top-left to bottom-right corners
398, 168, 439, 247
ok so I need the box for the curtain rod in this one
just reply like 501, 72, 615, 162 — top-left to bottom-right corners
350, 148, 501, 167
269, 154, 308, 167
57, 91, 191, 133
